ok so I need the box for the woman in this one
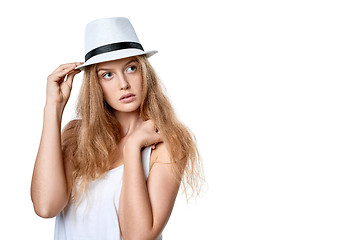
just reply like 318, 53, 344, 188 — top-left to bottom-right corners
31, 17, 202, 240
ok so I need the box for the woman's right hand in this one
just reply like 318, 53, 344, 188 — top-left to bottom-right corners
46, 62, 83, 109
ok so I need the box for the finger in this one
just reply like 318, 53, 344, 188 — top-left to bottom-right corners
50, 63, 78, 75
49, 62, 83, 82
64, 69, 81, 88
48, 64, 77, 84
51, 62, 83, 74
59, 69, 81, 99
66, 67, 82, 78
74, 62, 84, 69
154, 132, 163, 144
152, 133, 163, 149
54, 64, 77, 78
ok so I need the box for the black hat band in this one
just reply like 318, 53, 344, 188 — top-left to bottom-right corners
85, 41, 144, 62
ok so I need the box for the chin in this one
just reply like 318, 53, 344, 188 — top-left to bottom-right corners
112, 104, 141, 113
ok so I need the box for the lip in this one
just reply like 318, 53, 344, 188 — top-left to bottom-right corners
119, 93, 136, 103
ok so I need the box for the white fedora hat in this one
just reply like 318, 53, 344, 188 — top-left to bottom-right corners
76, 17, 157, 70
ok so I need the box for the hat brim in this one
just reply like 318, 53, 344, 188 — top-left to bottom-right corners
75, 49, 157, 70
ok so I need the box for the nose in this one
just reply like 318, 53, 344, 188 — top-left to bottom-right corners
117, 74, 130, 90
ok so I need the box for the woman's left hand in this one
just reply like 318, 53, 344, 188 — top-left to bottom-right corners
126, 120, 162, 150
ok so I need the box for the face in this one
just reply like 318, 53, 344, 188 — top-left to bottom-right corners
97, 57, 143, 114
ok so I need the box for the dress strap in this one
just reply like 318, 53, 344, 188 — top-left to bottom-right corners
141, 146, 152, 180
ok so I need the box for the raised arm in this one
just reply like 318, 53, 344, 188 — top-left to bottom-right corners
119, 120, 181, 240
30, 63, 82, 218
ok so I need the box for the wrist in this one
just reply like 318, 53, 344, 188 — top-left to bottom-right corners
45, 99, 65, 111
123, 143, 142, 164
123, 139, 142, 153
44, 102, 64, 123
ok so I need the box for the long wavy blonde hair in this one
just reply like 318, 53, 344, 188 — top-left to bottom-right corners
62, 55, 202, 203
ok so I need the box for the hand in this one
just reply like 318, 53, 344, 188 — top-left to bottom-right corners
46, 62, 83, 108
126, 120, 163, 150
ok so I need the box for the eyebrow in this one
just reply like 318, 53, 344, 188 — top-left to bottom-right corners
97, 59, 138, 72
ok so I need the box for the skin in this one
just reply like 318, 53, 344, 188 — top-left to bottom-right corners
31, 62, 82, 217
31, 57, 180, 240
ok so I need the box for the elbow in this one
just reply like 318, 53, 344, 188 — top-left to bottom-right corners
33, 204, 58, 218
123, 235, 158, 240
122, 230, 161, 240
34, 205, 57, 218
31, 191, 66, 218
31, 198, 61, 219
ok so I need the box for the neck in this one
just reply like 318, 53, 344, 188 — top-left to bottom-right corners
114, 109, 143, 138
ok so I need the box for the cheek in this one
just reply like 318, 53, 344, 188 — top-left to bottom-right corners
100, 84, 113, 101
137, 82, 143, 93
135, 76, 144, 93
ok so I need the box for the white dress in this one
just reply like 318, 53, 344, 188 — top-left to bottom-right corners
54, 146, 162, 240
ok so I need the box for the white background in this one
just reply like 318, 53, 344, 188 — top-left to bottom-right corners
0, 0, 359, 239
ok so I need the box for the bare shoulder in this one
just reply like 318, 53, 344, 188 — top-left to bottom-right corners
62, 119, 80, 135
150, 142, 172, 169
146, 143, 181, 236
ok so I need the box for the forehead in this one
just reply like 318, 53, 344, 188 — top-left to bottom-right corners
96, 56, 138, 71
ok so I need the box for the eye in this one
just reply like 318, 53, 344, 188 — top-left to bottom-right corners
126, 65, 137, 73
102, 72, 113, 79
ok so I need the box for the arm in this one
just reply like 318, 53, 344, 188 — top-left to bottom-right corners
119, 121, 181, 240
30, 63, 82, 218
